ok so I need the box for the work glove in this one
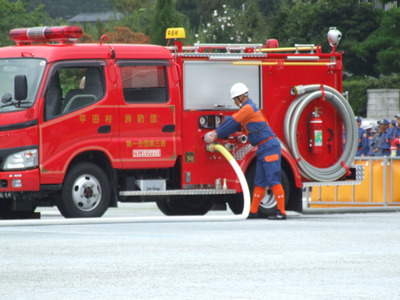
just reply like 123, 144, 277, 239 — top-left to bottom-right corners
204, 130, 217, 143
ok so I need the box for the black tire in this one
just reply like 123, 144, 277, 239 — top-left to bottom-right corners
56, 162, 111, 218
228, 194, 245, 215
156, 196, 213, 216
0, 199, 36, 219
286, 183, 303, 212
156, 200, 173, 215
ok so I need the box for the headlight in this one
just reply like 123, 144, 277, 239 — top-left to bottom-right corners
3, 149, 38, 170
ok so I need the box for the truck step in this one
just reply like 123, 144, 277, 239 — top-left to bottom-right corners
119, 189, 237, 197
303, 180, 362, 188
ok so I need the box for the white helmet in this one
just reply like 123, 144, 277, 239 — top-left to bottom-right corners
230, 82, 248, 99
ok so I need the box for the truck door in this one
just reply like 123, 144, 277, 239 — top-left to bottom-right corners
39, 61, 115, 183
116, 60, 177, 169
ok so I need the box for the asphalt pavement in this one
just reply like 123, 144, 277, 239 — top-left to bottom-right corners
0, 204, 399, 300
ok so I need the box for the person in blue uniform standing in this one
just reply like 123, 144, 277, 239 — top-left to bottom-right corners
370, 124, 386, 156
378, 119, 391, 156
388, 119, 396, 137
203, 83, 286, 220
368, 126, 377, 156
356, 117, 368, 156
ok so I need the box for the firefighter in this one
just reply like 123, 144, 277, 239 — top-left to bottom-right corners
370, 124, 386, 156
368, 126, 378, 156
388, 119, 396, 137
356, 117, 368, 156
365, 123, 374, 156
203, 83, 286, 220
378, 119, 391, 156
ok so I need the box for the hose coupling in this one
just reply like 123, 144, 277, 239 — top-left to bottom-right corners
236, 134, 248, 144
224, 143, 235, 151
290, 85, 305, 96
205, 143, 217, 152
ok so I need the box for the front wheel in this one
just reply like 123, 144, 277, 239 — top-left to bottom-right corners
56, 162, 111, 218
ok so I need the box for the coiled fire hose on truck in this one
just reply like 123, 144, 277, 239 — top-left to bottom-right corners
284, 84, 358, 182
0, 144, 250, 226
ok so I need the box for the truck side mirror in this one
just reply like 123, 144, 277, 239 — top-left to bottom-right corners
14, 74, 27, 101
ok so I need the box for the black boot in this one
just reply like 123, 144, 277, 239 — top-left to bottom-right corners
247, 212, 259, 219
267, 210, 287, 220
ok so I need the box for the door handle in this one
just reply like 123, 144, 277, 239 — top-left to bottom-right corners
162, 124, 175, 132
98, 125, 111, 134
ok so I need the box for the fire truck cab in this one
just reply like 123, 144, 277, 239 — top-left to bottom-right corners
0, 26, 358, 219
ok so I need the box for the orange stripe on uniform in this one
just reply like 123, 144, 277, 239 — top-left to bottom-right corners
264, 154, 279, 162
232, 105, 255, 124
233, 105, 265, 125
248, 110, 267, 123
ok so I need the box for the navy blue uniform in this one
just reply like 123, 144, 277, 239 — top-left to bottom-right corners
216, 99, 281, 187
356, 127, 368, 156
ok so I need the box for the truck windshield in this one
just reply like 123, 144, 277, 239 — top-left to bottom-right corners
0, 58, 46, 112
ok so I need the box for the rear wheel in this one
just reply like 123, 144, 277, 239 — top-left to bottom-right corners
228, 194, 245, 215
228, 162, 290, 215
258, 171, 290, 217
156, 196, 213, 216
56, 162, 111, 218
156, 199, 173, 215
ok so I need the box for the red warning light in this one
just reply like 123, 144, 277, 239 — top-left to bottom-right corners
9, 26, 83, 44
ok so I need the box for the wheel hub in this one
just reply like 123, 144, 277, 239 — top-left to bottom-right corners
84, 186, 94, 198
71, 175, 102, 212
260, 193, 277, 209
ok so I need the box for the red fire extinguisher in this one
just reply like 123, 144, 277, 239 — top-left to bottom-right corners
308, 107, 323, 154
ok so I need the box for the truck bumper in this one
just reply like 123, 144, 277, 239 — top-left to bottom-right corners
0, 169, 40, 192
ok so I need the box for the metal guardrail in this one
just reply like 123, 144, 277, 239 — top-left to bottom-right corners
303, 156, 400, 213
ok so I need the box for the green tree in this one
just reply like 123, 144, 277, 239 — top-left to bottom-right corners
111, 0, 145, 15
0, 0, 51, 46
353, 7, 400, 76
240, 1, 267, 42
378, 0, 400, 5
343, 79, 369, 117
28, 0, 114, 19
149, 0, 190, 45
112, 0, 154, 35
268, 0, 380, 77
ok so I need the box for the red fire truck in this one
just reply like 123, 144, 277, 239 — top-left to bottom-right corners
0, 26, 359, 219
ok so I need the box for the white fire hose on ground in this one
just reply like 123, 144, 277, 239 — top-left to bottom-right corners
285, 84, 358, 181
0, 144, 250, 227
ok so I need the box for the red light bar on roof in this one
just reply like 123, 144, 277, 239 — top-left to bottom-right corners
9, 26, 83, 44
